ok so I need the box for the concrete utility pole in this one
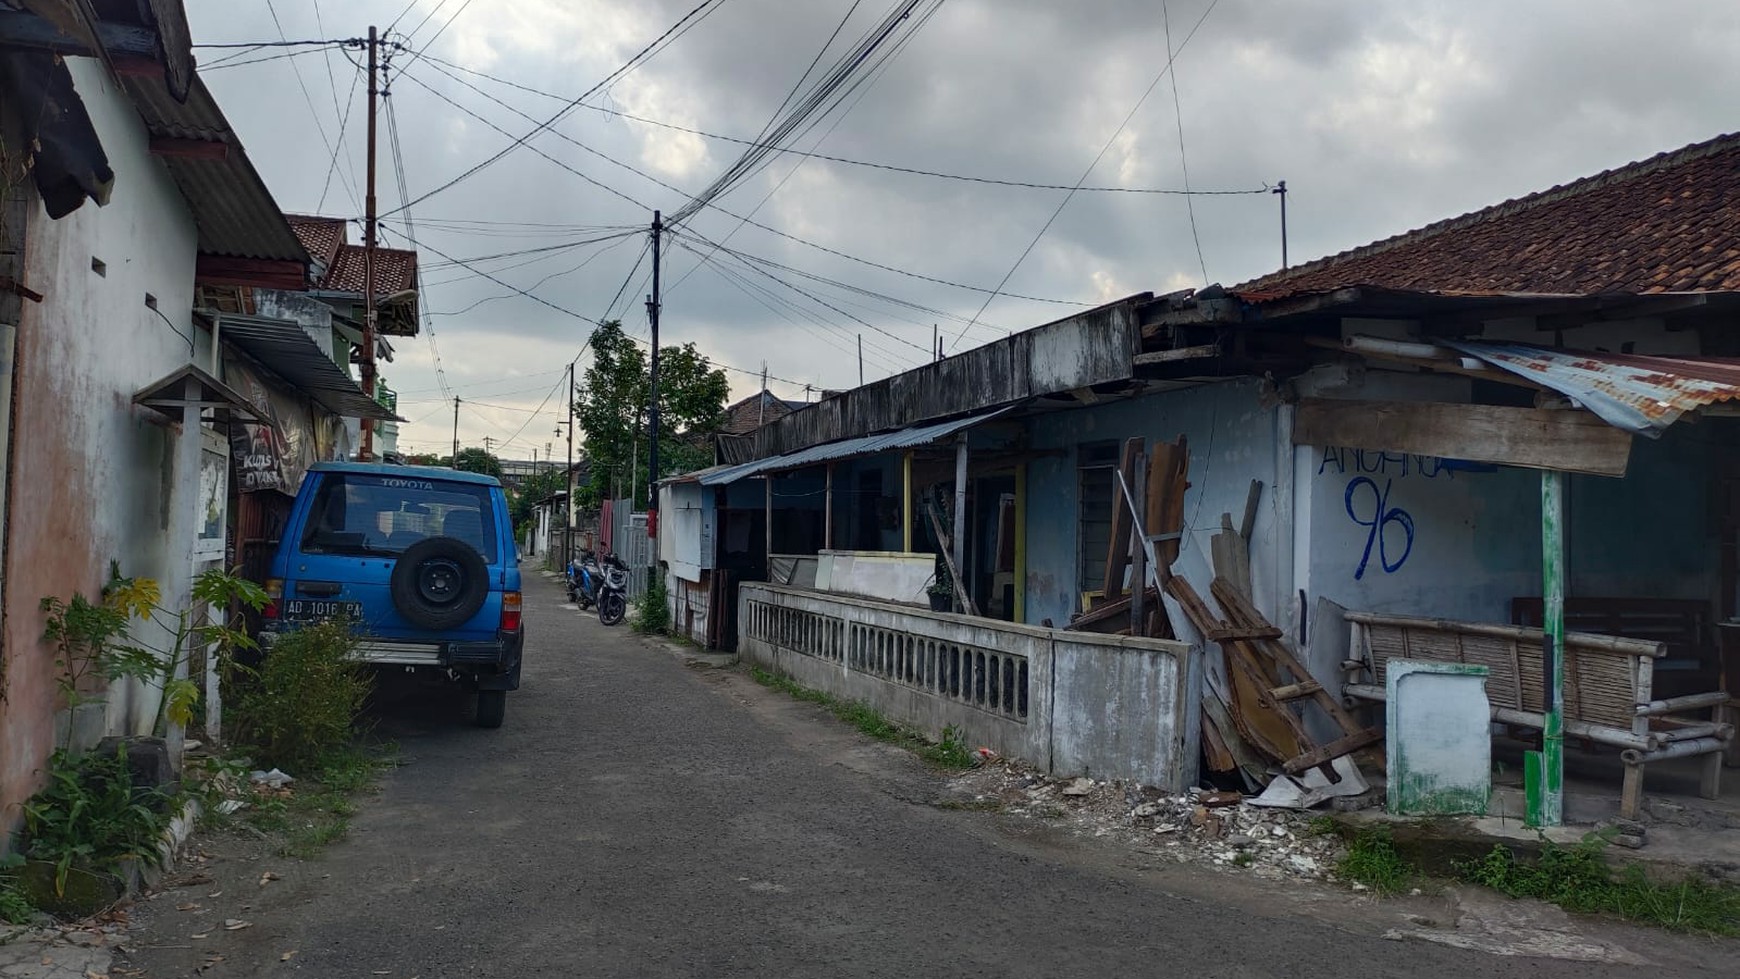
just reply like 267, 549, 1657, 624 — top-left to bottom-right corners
565, 360, 575, 572
646, 210, 662, 539
451, 396, 460, 464
359, 25, 381, 460
1273, 180, 1289, 270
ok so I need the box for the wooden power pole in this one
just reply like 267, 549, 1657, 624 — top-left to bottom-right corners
359, 25, 381, 460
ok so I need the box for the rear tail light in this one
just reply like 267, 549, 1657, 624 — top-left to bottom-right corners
263, 578, 284, 620
500, 591, 522, 632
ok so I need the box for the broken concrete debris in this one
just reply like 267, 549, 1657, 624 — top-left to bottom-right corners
948, 762, 1358, 882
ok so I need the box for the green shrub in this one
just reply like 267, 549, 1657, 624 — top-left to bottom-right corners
19, 747, 173, 897
632, 572, 671, 634
231, 622, 372, 773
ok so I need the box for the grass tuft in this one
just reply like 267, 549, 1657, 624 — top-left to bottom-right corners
1338, 828, 1415, 895
1456, 837, 1740, 936
752, 668, 976, 771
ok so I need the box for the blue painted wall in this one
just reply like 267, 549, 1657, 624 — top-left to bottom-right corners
1022, 379, 1282, 627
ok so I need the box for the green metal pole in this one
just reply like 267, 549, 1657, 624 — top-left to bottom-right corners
1528, 469, 1567, 827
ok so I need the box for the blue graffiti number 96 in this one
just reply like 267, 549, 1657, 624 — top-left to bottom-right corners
1345, 477, 1415, 580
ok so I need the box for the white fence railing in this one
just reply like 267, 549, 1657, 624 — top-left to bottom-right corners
739, 583, 1200, 790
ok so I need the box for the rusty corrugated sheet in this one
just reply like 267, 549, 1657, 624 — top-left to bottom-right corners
1448, 341, 1740, 436
219, 314, 400, 421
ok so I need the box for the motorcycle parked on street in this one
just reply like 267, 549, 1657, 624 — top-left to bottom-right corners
567, 549, 599, 611
568, 548, 628, 626
594, 552, 629, 626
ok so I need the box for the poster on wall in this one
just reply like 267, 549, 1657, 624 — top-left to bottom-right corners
195, 431, 228, 559
223, 356, 317, 493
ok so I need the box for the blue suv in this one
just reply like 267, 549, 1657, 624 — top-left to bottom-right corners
263, 462, 523, 727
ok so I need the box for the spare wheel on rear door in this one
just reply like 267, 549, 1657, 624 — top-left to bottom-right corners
391, 536, 490, 630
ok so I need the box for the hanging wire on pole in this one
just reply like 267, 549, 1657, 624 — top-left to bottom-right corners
950, 0, 1223, 352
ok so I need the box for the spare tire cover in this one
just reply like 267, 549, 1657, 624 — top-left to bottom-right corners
390, 536, 489, 631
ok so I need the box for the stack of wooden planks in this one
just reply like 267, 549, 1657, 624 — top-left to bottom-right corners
1170, 574, 1382, 783
1070, 435, 1188, 639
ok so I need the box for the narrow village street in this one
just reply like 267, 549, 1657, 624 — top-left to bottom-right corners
108, 575, 1732, 978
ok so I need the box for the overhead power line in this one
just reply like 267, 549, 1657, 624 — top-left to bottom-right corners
263, 2, 361, 214
668, 0, 944, 227
951, 0, 1223, 351
406, 57, 1092, 307
420, 52, 1266, 197
1163, 0, 1209, 286
385, 0, 729, 215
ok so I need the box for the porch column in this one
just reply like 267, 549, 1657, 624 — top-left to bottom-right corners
765, 474, 774, 567
824, 463, 834, 550
165, 374, 203, 748
902, 451, 913, 552
952, 436, 968, 612
1528, 469, 1567, 826
1013, 463, 1027, 623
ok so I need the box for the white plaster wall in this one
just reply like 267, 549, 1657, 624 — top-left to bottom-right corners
9, 57, 203, 745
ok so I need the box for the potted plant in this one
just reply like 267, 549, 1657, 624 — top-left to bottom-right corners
926, 562, 954, 612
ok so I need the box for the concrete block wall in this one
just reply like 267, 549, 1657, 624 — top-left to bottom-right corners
739, 583, 1197, 790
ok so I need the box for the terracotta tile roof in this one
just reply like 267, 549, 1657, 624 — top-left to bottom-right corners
1233, 132, 1740, 301
322, 244, 419, 295
719, 390, 804, 436
286, 214, 347, 271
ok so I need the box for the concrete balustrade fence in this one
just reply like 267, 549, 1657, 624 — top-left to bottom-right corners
739, 583, 1200, 790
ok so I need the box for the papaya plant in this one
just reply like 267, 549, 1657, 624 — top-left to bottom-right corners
42, 564, 268, 737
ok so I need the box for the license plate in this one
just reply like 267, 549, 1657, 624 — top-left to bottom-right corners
282, 599, 363, 623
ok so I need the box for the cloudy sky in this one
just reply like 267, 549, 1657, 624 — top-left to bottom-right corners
184, 0, 1740, 459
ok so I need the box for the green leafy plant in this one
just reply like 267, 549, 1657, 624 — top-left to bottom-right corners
0, 865, 34, 924
1337, 827, 1415, 895
1456, 838, 1740, 935
39, 592, 131, 708
926, 562, 954, 597
19, 747, 172, 897
926, 725, 974, 769
632, 573, 671, 635
229, 621, 372, 773
106, 567, 269, 737
40, 566, 267, 736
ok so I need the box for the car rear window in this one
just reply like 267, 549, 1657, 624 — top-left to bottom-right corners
301, 473, 498, 561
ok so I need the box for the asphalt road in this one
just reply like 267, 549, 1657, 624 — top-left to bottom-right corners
118, 574, 1732, 977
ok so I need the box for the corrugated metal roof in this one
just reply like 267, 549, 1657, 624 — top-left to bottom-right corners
1448, 341, 1740, 436
218, 314, 400, 422
689, 406, 1014, 486
119, 74, 307, 262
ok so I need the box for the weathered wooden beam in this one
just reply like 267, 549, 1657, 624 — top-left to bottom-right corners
0, 8, 159, 58
1133, 343, 1222, 366
149, 137, 229, 160
194, 255, 307, 292
1099, 437, 1142, 602
1292, 397, 1633, 477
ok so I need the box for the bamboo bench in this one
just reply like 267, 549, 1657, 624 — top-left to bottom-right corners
1342, 612, 1734, 819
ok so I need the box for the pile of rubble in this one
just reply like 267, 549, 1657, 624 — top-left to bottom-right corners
948, 761, 1357, 883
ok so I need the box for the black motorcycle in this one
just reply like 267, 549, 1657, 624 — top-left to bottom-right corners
594, 552, 629, 626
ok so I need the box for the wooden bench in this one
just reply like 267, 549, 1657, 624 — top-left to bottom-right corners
1342, 612, 1734, 819
1512, 597, 1717, 699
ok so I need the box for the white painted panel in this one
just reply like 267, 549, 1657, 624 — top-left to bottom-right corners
1387, 660, 1491, 816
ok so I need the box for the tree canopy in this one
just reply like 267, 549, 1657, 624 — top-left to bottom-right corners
574, 321, 729, 508
452, 447, 503, 479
